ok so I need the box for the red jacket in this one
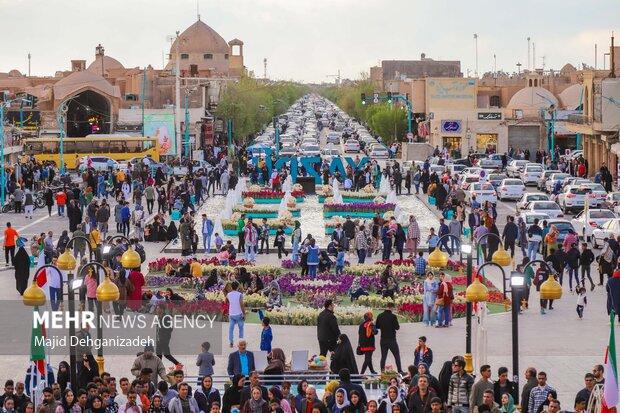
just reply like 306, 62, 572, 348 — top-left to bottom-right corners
55, 192, 67, 205
436, 281, 453, 306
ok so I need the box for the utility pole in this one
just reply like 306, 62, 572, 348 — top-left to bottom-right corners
533, 43, 536, 70
494, 54, 497, 77
516, 62, 522, 75
263, 58, 267, 80
595, 44, 598, 70
184, 88, 195, 159
474, 34, 479, 78
527, 37, 531, 71
326, 70, 341, 87
141, 67, 146, 136
174, 31, 181, 159
28, 53, 31, 77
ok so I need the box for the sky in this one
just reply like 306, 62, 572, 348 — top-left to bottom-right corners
1, 0, 619, 83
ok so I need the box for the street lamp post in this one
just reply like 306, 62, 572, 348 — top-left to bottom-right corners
510, 271, 525, 404
462, 243, 474, 373
57, 95, 80, 174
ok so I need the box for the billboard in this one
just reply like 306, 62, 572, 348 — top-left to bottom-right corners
426, 78, 477, 110
144, 113, 176, 156
7, 110, 40, 130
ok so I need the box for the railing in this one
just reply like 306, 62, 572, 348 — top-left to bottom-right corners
567, 113, 592, 125
183, 373, 380, 390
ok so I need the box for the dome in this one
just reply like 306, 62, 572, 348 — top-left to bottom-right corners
559, 84, 583, 110
53, 70, 121, 102
560, 63, 577, 75
171, 19, 229, 55
508, 87, 558, 110
87, 55, 124, 74
8, 69, 23, 77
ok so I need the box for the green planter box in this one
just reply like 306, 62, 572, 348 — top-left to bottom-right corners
242, 211, 301, 219
254, 197, 304, 204
323, 211, 379, 218
318, 196, 376, 203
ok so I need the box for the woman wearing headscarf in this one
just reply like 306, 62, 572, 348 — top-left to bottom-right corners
377, 385, 408, 413
13, 243, 30, 296
535, 390, 557, 413
57, 361, 71, 392
85, 395, 106, 413
437, 360, 454, 404
357, 313, 378, 375
195, 375, 221, 413
406, 216, 420, 258
264, 348, 286, 385
147, 395, 167, 413
331, 389, 350, 413
330, 334, 358, 375
241, 387, 269, 413
223, 374, 245, 413
517, 218, 528, 258
295, 381, 309, 412
487, 222, 501, 262
435, 274, 453, 328
500, 394, 516, 413
269, 387, 292, 413
545, 226, 559, 257
323, 381, 339, 406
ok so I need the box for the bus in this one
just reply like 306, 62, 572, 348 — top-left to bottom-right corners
22, 137, 160, 169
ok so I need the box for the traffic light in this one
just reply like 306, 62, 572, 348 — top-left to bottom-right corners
361, 93, 366, 105
387, 92, 392, 104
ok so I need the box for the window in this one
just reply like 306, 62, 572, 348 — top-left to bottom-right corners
204, 53, 213, 60
224, 54, 229, 60
28, 142, 43, 152
142, 140, 154, 151
126, 141, 141, 153
63, 141, 77, 154
181, 53, 189, 59
42, 141, 59, 154
76, 141, 93, 153
92, 140, 109, 153
490, 96, 501, 107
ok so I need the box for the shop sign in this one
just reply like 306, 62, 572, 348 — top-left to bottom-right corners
441, 120, 462, 133
477, 112, 502, 120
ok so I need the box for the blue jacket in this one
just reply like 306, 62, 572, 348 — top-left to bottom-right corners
260, 327, 273, 352
121, 206, 131, 220
227, 350, 255, 377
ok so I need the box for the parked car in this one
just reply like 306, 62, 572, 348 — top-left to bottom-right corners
517, 192, 550, 210
520, 163, 544, 186
592, 218, 620, 248
571, 209, 617, 240
497, 179, 526, 201
604, 192, 620, 213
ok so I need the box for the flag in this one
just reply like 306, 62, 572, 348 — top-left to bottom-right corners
605, 310, 619, 411
30, 306, 46, 376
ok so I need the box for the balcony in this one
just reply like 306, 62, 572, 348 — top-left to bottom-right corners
567, 113, 592, 125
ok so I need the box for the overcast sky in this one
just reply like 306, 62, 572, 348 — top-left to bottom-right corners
1, 0, 618, 83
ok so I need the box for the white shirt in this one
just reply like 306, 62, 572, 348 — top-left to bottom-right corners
227, 290, 243, 317
47, 267, 66, 289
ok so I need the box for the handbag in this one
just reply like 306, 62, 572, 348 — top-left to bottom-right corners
435, 297, 445, 306
356, 345, 363, 356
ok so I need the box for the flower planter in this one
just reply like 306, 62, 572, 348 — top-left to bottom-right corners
254, 197, 304, 204
223, 228, 292, 236
242, 210, 301, 219
324, 211, 378, 218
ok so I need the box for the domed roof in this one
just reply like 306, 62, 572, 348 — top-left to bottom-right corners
171, 19, 229, 54
53, 70, 121, 102
508, 87, 558, 109
560, 63, 577, 74
87, 55, 124, 74
8, 69, 23, 77
559, 84, 583, 110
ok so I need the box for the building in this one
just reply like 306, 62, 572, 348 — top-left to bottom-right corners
0, 17, 246, 162
371, 54, 462, 91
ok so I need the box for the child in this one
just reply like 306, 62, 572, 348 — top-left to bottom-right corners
260, 316, 273, 352
196, 341, 215, 378
576, 286, 587, 319
427, 228, 439, 253
218, 246, 230, 266
415, 251, 427, 276
165, 258, 176, 277
335, 247, 345, 275
214, 233, 223, 252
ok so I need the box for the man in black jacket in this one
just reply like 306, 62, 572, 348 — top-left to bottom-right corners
408, 375, 437, 413
502, 216, 518, 258
343, 216, 356, 252
376, 302, 404, 374
317, 299, 340, 356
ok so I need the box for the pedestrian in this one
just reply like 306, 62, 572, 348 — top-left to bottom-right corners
435, 273, 453, 328
23, 188, 34, 219
580, 242, 595, 291
226, 281, 245, 348
259, 218, 270, 254
317, 299, 340, 357
306, 239, 320, 277
576, 286, 587, 319
375, 302, 404, 375
259, 317, 273, 353
196, 342, 215, 379
336, 248, 345, 274
243, 218, 257, 262
55, 188, 67, 217
355, 226, 369, 264
12, 185, 23, 213
422, 271, 437, 327
3, 222, 18, 267
407, 216, 421, 258
330, 334, 359, 375
447, 359, 474, 413
357, 312, 378, 375
527, 219, 543, 261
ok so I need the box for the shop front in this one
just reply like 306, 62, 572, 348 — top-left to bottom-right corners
442, 136, 462, 158
476, 134, 498, 153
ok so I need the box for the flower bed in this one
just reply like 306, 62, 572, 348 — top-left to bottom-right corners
398, 303, 468, 322
148, 257, 252, 273
222, 218, 294, 235
323, 203, 395, 213
242, 190, 305, 199
232, 205, 301, 218
278, 272, 375, 296
264, 305, 372, 326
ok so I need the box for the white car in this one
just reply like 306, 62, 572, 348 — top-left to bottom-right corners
545, 173, 571, 193
582, 183, 608, 205
462, 167, 483, 176
344, 139, 360, 153
604, 192, 620, 213
517, 193, 550, 210
497, 179, 526, 201
572, 209, 617, 240
537, 170, 561, 191
526, 201, 564, 218
279, 146, 297, 157
369, 145, 389, 159
520, 212, 550, 228
506, 160, 530, 178
326, 132, 340, 144
466, 182, 497, 205
520, 163, 544, 185
461, 175, 480, 190
300, 145, 320, 157
592, 218, 620, 248
80, 156, 118, 171
557, 185, 599, 213
321, 148, 340, 162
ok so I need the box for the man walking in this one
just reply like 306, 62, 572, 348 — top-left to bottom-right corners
226, 281, 245, 348
317, 299, 340, 356
376, 302, 404, 374
3, 222, 18, 267
201, 214, 214, 254
447, 359, 474, 413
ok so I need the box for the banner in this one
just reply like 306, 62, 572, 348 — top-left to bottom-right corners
7, 110, 40, 130
144, 113, 176, 156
